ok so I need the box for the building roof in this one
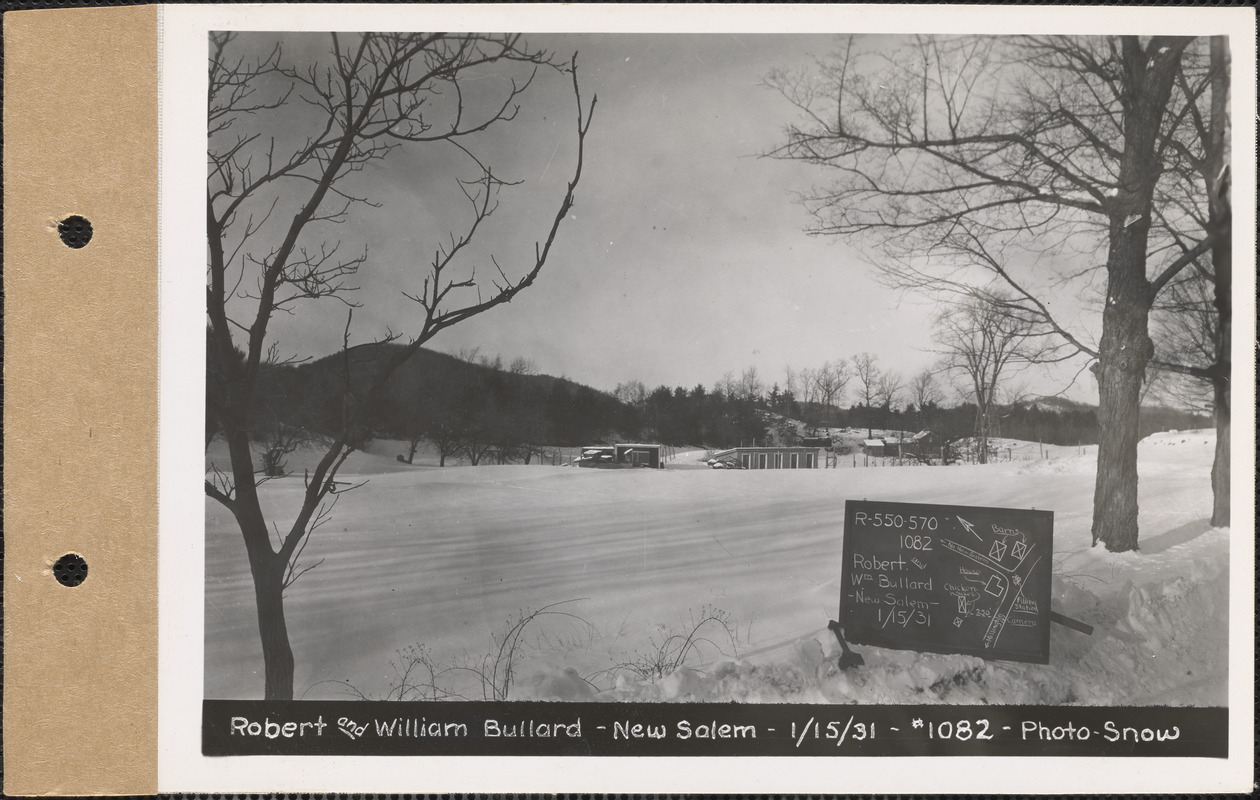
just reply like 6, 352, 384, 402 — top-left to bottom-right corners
711, 446, 819, 456
583, 443, 660, 450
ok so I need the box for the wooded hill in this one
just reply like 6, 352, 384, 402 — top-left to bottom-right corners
241, 344, 626, 461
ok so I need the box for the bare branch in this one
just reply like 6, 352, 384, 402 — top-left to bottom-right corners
207, 34, 597, 699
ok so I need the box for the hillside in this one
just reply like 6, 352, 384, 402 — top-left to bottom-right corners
249, 343, 631, 448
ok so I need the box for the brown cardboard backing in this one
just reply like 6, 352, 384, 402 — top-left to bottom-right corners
3, 6, 159, 795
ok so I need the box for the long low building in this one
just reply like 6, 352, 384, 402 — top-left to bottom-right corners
708, 446, 819, 470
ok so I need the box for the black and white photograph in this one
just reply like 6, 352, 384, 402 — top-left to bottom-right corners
178, 3, 1253, 789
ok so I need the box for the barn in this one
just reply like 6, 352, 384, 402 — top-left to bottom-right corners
708, 446, 819, 470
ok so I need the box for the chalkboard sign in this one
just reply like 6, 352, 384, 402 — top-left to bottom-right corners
840, 500, 1053, 664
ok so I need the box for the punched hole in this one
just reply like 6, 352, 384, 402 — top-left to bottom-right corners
52, 553, 89, 587
58, 215, 93, 249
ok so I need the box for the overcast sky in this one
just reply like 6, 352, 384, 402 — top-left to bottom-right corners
227, 32, 1090, 402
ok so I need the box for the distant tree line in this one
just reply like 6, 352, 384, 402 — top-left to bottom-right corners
222, 341, 1212, 468
614, 382, 770, 447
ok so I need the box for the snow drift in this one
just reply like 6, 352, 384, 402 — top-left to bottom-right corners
205, 430, 1229, 706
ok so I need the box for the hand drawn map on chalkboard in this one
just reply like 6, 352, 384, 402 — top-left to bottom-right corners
840, 500, 1054, 664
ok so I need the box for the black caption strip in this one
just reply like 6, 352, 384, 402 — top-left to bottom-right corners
204, 701, 1225, 758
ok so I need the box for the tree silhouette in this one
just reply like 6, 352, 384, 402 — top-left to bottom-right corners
205, 32, 595, 698
768, 35, 1228, 550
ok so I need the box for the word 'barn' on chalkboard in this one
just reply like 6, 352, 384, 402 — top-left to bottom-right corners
840, 500, 1053, 664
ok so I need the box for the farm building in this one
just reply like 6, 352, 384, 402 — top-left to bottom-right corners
862, 432, 938, 461
900, 430, 937, 458
575, 443, 663, 469
708, 447, 819, 470
862, 439, 886, 457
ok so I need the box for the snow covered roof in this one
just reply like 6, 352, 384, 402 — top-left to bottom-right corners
863, 439, 884, 447
710, 446, 818, 457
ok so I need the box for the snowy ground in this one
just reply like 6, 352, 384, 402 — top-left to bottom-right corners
205, 430, 1228, 705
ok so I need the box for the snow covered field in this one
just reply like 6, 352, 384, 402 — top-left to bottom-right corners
205, 431, 1229, 705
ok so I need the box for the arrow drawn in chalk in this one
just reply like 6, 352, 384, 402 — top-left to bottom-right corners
957, 516, 982, 541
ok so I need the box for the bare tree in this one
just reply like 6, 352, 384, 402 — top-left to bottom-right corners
794, 366, 819, 431
399, 398, 461, 467
613, 379, 648, 409
508, 355, 539, 375
737, 365, 764, 402
767, 35, 1227, 550
712, 371, 738, 400
793, 366, 817, 406
934, 293, 1046, 464
783, 366, 800, 403
399, 432, 425, 466
875, 370, 903, 430
851, 352, 881, 438
909, 369, 945, 415
1149, 270, 1217, 413
205, 32, 596, 699
812, 359, 851, 425
1147, 37, 1231, 527
460, 411, 501, 466
259, 421, 319, 478
424, 406, 469, 468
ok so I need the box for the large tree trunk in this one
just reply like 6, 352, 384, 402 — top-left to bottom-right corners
1207, 35, 1231, 528
975, 405, 989, 465
226, 425, 297, 699
1210, 378, 1230, 526
1091, 272, 1152, 552
250, 552, 295, 701
1090, 39, 1187, 552
1208, 177, 1231, 527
